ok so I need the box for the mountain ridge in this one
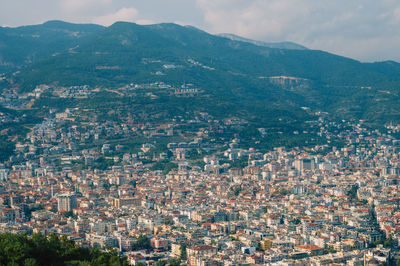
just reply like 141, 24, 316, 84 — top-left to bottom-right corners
1, 20, 400, 126
218, 33, 308, 50
0, 20, 104, 72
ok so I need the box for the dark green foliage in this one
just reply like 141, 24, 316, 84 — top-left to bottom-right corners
383, 237, 395, 248
0, 233, 128, 266
0, 106, 41, 163
156, 260, 167, 266
169, 258, 181, 266
233, 187, 242, 196
188, 149, 201, 160
0, 136, 14, 162
326, 246, 337, 254
347, 185, 359, 200
0, 21, 104, 73
0, 120, 32, 163
93, 157, 114, 170
273, 189, 289, 196
131, 235, 151, 251
150, 162, 178, 174
292, 218, 301, 225
230, 158, 249, 169
179, 244, 187, 260
192, 160, 206, 169
255, 242, 262, 251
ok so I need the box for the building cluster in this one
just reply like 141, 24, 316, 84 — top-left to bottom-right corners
1, 114, 400, 265
0, 111, 18, 125
60, 85, 92, 98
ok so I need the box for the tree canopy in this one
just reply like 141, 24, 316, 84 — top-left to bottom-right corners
0, 232, 128, 266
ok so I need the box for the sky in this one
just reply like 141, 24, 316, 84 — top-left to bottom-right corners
1, 0, 400, 62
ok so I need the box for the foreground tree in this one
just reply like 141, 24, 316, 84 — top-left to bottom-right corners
0, 232, 128, 266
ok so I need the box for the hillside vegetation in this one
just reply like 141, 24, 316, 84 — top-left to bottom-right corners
1, 21, 400, 126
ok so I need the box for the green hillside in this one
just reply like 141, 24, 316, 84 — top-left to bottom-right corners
12, 21, 400, 88
0, 21, 104, 72
2, 21, 400, 125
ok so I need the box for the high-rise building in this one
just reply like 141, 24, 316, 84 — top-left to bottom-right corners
294, 158, 314, 172
57, 193, 77, 212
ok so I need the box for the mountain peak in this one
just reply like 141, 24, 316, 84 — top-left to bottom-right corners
43, 20, 74, 26
41, 20, 105, 30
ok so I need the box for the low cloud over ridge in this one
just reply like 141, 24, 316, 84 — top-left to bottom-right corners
196, 0, 400, 61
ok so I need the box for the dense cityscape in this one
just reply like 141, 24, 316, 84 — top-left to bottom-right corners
2, 4, 400, 264
2, 83, 400, 265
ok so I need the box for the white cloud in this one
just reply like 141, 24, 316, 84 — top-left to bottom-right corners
92, 8, 140, 26
196, 0, 400, 61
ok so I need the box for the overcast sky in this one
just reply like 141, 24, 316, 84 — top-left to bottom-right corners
1, 0, 400, 62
